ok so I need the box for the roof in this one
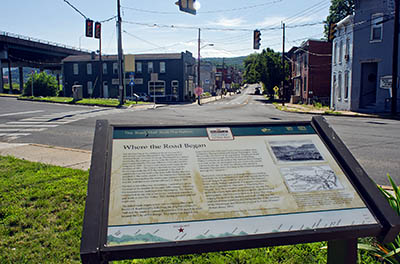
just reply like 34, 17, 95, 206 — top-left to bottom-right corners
62, 52, 187, 63
337, 14, 354, 28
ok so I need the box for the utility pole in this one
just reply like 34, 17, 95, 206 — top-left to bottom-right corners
281, 22, 285, 106
117, 0, 124, 107
392, 0, 399, 115
99, 34, 103, 98
197, 28, 201, 105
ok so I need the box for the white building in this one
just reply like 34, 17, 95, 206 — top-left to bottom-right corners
331, 15, 354, 111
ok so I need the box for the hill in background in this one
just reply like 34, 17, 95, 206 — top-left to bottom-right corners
202, 56, 247, 71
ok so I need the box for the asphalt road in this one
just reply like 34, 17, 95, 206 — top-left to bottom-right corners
0, 85, 399, 185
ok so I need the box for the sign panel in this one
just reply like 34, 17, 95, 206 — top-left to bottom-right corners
124, 55, 135, 72
380, 76, 392, 89
81, 118, 400, 263
107, 124, 375, 246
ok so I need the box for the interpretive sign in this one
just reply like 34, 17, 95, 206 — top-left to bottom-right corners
81, 117, 400, 263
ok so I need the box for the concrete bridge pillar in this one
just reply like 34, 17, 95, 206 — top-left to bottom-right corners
0, 60, 3, 93
7, 60, 12, 94
19, 67, 24, 94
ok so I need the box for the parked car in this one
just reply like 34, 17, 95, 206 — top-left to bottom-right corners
128, 93, 150, 102
138, 93, 150, 101
254, 88, 261, 95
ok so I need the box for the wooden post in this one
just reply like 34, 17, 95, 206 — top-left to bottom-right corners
327, 238, 357, 264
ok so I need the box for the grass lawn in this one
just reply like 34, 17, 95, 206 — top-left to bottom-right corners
0, 156, 380, 263
18, 96, 150, 107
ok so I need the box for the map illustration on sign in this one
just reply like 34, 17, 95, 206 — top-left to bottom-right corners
280, 165, 344, 192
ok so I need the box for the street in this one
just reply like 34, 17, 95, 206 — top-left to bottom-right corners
0, 85, 399, 185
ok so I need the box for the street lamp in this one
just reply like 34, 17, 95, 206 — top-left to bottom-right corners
197, 40, 214, 105
79, 35, 84, 49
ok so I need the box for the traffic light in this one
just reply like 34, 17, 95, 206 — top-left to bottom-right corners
85, 19, 93, 38
95, 22, 101, 39
253, 30, 261, 50
175, 0, 197, 15
328, 22, 337, 42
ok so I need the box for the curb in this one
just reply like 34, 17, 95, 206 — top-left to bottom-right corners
0, 94, 20, 98
27, 143, 92, 154
16, 97, 152, 109
274, 104, 400, 120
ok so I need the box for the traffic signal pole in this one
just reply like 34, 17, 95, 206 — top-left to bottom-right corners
197, 28, 201, 105
117, 0, 124, 107
391, 0, 399, 115
281, 22, 285, 106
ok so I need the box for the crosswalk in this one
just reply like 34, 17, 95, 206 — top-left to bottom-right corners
0, 108, 123, 141
209, 101, 267, 106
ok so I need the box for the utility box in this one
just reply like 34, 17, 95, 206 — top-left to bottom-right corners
72, 85, 83, 101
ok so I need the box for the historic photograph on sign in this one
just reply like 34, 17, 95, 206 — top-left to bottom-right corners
280, 165, 344, 192
268, 140, 324, 164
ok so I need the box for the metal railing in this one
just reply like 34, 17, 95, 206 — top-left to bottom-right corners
0, 30, 91, 53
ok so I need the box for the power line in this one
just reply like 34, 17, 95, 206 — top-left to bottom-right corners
123, 30, 163, 48
124, 20, 325, 32
285, 0, 330, 24
99, 15, 117, 23
121, 0, 283, 15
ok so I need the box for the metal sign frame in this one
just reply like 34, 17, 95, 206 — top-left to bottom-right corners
81, 117, 400, 263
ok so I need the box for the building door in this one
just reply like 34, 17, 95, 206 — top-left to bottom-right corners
103, 81, 109, 98
360, 62, 377, 108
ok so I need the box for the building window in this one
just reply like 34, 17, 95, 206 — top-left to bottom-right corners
148, 62, 153, 73
160, 62, 166, 73
87, 63, 92, 75
371, 14, 383, 41
345, 38, 350, 61
73, 63, 79, 75
87, 81, 93, 95
339, 40, 343, 64
103, 63, 108, 74
338, 72, 342, 100
113, 63, 118, 74
172, 80, 179, 95
333, 42, 338, 65
303, 76, 307, 92
333, 73, 337, 100
136, 62, 142, 73
304, 54, 308, 68
344, 71, 350, 100
148, 81, 165, 96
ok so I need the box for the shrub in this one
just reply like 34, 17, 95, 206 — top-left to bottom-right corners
23, 72, 57, 97
359, 174, 400, 263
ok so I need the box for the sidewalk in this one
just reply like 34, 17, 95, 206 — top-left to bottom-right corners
275, 102, 400, 119
0, 142, 91, 170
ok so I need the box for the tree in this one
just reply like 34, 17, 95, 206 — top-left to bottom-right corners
23, 72, 58, 97
242, 49, 289, 96
324, 0, 355, 38
243, 53, 260, 84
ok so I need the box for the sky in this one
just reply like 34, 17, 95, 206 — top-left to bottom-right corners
0, 0, 331, 58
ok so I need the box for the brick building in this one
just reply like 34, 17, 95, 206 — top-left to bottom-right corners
290, 39, 332, 104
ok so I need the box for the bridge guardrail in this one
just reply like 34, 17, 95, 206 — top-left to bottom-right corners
0, 30, 91, 54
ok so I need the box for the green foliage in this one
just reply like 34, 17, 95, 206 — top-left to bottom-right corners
242, 49, 289, 95
23, 72, 58, 97
359, 175, 400, 263
324, 0, 355, 38
0, 156, 88, 263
